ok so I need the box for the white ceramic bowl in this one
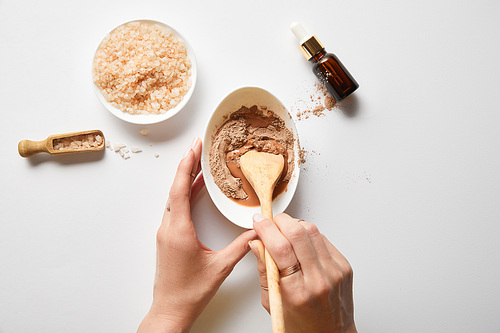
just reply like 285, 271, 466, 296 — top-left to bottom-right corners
92, 19, 197, 125
201, 87, 300, 229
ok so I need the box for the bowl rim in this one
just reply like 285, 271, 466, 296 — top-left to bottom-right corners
92, 19, 197, 125
201, 86, 300, 229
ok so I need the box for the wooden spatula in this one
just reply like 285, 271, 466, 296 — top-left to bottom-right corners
240, 150, 285, 333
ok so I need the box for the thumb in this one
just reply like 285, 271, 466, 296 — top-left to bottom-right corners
249, 239, 270, 310
249, 239, 267, 275
214, 229, 258, 276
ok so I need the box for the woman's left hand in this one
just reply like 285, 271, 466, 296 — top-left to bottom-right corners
138, 137, 258, 333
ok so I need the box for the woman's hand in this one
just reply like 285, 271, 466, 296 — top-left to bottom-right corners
138, 138, 258, 333
249, 213, 357, 333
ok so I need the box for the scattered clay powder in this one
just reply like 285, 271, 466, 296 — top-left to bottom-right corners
298, 148, 307, 165
93, 21, 191, 115
295, 83, 337, 120
324, 95, 336, 110
312, 105, 326, 116
209, 105, 295, 201
290, 84, 339, 168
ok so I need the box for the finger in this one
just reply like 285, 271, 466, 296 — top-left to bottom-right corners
190, 172, 205, 202
249, 239, 270, 310
252, 213, 298, 271
249, 240, 268, 289
190, 137, 202, 177
167, 139, 199, 227
297, 220, 334, 268
214, 229, 258, 277
193, 153, 202, 176
322, 235, 353, 275
273, 213, 322, 277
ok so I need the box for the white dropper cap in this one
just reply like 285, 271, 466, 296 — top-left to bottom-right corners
291, 22, 312, 44
290, 22, 324, 60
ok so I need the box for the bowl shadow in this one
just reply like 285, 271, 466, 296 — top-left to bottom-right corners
107, 84, 202, 143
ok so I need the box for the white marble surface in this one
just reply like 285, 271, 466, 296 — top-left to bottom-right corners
1, 0, 500, 332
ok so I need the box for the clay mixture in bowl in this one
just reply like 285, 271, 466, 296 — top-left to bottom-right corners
209, 105, 295, 206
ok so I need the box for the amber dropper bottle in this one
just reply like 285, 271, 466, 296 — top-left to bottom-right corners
291, 22, 359, 103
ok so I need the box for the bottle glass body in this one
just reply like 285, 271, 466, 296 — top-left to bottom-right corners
310, 50, 359, 102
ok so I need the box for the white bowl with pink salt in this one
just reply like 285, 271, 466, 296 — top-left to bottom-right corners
202, 87, 301, 229
92, 19, 197, 125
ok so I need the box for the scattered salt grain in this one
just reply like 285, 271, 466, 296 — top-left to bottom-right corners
113, 143, 126, 152
118, 150, 130, 159
106, 138, 155, 160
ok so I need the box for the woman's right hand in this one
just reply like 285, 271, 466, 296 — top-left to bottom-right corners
249, 213, 357, 333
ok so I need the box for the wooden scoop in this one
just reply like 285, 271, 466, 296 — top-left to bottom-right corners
18, 130, 105, 158
240, 150, 285, 333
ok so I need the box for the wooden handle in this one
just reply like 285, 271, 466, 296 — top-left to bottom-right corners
18, 139, 49, 157
262, 196, 285, 333
238, 151, 285, 332
265, 248, 285, 333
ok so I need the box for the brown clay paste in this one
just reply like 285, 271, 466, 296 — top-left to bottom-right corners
209, 105, 295, 206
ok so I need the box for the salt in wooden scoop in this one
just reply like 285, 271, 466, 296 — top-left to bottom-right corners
18, 130, 105, 157
240, 150, 285, 333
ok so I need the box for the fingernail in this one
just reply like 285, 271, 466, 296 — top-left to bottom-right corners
253, 213, 266, 223
183, 147, 193, 158
191, 137, 199, 148
191, 136, 201, 149
183, 137, 198, 158
248, 241, 260, 261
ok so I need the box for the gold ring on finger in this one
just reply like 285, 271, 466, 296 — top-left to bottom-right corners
279, 262, 301, 277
